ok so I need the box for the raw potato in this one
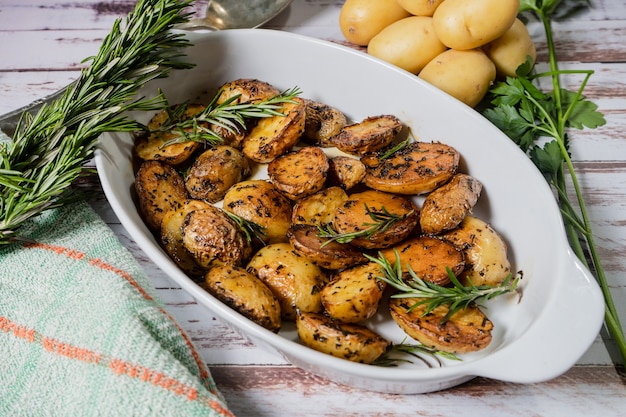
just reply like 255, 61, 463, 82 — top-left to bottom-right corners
291, 186, 348, 227
419, 48, 496, 107
420, 173, 483, 234
204, 265, 281, 333
268, 146, 329, 201
396, 0, 446, 16
483, 18, 537, 79
135, 160, 188, 232
339, 0, 411, 46
441, 215, 511, 286
296, 311, 391, 363
362, 141, 460, 195
321, 262, 386, 324
368, 16, 448, 74
432, 0, 519, 50
327, 156, 366, 190
330, 114, 403, 155
302, 99, 347, 147
185, 145, 251, 203
246, 242, 328, 321
389, 297, 493, 353
222, 180, 293, 244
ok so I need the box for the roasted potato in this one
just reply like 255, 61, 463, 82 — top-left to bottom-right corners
330, 114, 403, 155
135, 160, 188, 232
182, 205, 253, 268
222, 180, 293, 244
246, 242, 328, 321
291, 186, 348, 227
267, 146, 329, 201
381, 236, 465, 286
204, 265, 281, 333
327, 156, 367, 190
321, 262, 386, 323
216, 78, 281, 105
302, 99, 347, 147
420, 173, 483, 235
243, 97, 306, 163
332, 189, 419, 249
185, 145, 251, 203
287, 224, 367, 270
362, 141, 460, 195
296, 311, 391, 363
440, 215, 511, 286
389, 297, 493, 353
134, 103, 204, 166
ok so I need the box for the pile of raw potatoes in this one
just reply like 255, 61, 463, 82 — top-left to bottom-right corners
339, 0, 536, 107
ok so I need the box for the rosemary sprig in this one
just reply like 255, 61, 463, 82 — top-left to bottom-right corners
367, 251, 522, 324
225, 211, 267, 245
373, 340, 461, 367
317, 204, 414, 246
377, 136, 411, 161
0, 0, 194, 245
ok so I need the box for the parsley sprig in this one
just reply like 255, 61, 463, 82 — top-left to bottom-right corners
481, 0, 625, 366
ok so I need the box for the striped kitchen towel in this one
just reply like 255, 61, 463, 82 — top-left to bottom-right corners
0, 201, 234, 417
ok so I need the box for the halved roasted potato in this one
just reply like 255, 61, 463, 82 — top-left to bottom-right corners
215, 78, 281, 105
330, 114, 403, 155
327, 156, 367, 190
302, 99, 347, 147
291, 186, 348, 227
268, 146, 329, 201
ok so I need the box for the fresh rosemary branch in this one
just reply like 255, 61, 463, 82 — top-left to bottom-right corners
482, 0, 626, 367
225, 211, 267, 245
0, 0, 195, 245
318, 204, 414, 246
367, 251, 521, 324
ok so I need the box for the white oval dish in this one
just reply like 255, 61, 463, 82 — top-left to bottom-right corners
95, 29, 605, 394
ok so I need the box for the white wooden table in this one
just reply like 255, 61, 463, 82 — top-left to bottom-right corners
1, 1, 625, 415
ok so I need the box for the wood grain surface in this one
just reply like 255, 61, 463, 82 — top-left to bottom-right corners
1, 1, 625, 415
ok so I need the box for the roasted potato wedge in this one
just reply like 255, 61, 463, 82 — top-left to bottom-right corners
182, 205, 253, 268
287, 224, 367, 270
135, 160, 189, 232
381, 236, 465, 286
389, 297, 493, 353
440, 215, 511, 286
327, 156, 367, 190
330, 114, 403, 155
420, 173, 483, 234
216, 78, 281, 105
246, 242, 329, 321
321, 262, 386, 324
222, 180, 293, 244
268, 146, 329, 201
332, 189, 419, 249
205, 265, 281, 333
296, 311, 391, 363
291, 186, 348, 227
134, 103, 204, 166
243, 97, 306, 163
362, 141, 460, 195
185, 145, 251, 203
302, 99, 348, 147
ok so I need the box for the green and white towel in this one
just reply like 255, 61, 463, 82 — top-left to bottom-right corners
0, 201, 233, 417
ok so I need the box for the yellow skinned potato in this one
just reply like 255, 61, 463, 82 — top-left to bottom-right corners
395, 0, 446, 16
339, 0, 411, 46
483, 18, 537, 79
368, 16, 448, 75
419, 48, 496, 107
432, 0, 519, 50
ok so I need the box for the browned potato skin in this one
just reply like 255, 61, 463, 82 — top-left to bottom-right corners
362, 141, 460, 195
135, 160, 188, 232
321, 262, 386, 324
243, 97, 307, 163
182, 205, 253, 268
330, 114, 402, 155
327, 156, 367, 190
420, 173, 483, 235
268, 146, 330, 201
185, 145, 251, 203
205, 265, 281, 333
302, 99, 347, 147
296, 311, 391, 363
160, 199, 213, 278
222, 180, 293, 244
246, 242, 328, 321
287, 224, 367, 270
381, 236, 465, 286
216, 78, 281, 105
389, 297, 493, 353
134, 104, 204, 166
333, 189, 419, 249
291, 186, 348, 227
